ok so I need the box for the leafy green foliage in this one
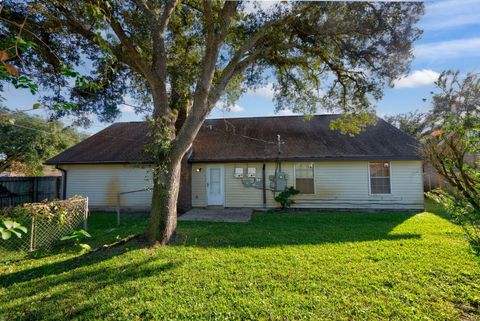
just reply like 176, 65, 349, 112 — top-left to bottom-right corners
1, 204, 479, 320
0, 196, 87, 222
387, 71, 480, 140
0, 106, 87, 175
274, 186, 300, 209
60, 229, 92, 254
0, 35, 38, 97
60, 229, 91, 241
0, 2, 423, 131
0, 219, 27, 240
427, 189, 480, 249
424, 118, 480, 247
421, 71, 480, 248
384, 110, 428, 139
0, 31, 110, 123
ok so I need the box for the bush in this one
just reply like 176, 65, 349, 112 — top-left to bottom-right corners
0, 220, 27, 240
275, 186, 300, 209
427, 189, 480, 248
0, 196, 88, 252
0, 195, 86, 223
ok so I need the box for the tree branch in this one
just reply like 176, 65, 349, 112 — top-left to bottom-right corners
132, 0, 154, 18
150, 0, 179, 117
54, 5, 148, 80
172, 1, 238, 156
97, 1, 152, 78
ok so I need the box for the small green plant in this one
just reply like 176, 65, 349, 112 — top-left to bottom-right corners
61, 229, 92, 254
0, 220, 27, 240
275, 186, 300, 209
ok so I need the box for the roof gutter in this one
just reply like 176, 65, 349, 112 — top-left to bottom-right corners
55, 165, 67, 199
188, 156, 423, 163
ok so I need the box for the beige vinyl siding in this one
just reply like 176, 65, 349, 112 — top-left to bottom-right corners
293, 161, 423, 209
61, 164, 152, 210
191, 164, 207, 207
191, 161, 424, 210
225, 163, 290, 207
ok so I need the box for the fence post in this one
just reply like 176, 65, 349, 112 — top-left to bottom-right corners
56, 177, 62, 199
83, 197, 89, 231
29, 216, 35, 252
116, 193, 121, 226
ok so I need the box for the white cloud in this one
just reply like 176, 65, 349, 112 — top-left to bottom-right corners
246, 83, 275, 98
215, 102, 245, 114
422, 0, 480, 30
393, 69, 440, 89
229, 104, 245, 113
118, 104, 135, 113
274, 109, 299, 116
414, 38, 480, 60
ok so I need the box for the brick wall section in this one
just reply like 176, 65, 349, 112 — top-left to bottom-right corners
177, 155, 192, 213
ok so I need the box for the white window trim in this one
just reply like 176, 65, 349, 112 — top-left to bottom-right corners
368, 161, 392, 196
294, 162, 316, 195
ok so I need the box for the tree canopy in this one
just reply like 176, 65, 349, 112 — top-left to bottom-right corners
384, 110, 428, 139
418, 71, 480, 248
1, 1, 423, 131
0, 106, 87, 175
386, 71, 480, 140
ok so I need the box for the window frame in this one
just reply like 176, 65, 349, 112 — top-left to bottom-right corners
368, 161, 392, 195
294, 163, 315, 195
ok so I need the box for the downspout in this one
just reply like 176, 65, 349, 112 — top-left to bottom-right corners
56, 165, 67, 200
262, 163, 266, 208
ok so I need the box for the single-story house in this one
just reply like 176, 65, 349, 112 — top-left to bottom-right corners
45, 115, 424, 212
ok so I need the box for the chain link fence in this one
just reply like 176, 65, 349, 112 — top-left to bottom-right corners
0, 197, 88, 261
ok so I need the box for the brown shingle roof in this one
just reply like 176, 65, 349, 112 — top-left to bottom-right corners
45, 115, 421, 165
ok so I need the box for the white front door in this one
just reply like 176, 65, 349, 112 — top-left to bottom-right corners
207, 166, 224, 206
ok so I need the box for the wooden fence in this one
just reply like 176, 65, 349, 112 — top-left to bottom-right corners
0, 176, 62, 208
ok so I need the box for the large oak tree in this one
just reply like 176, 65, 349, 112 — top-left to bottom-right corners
1, 1, 423, 244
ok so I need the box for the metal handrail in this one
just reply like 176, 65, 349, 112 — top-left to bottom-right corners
116, 187, 152, 225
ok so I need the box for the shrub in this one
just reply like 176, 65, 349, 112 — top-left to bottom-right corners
61, 229, 92, 254
0, 220, 27, 240
275, 186, 300, 209
0, 196, 88, 252
427, 189, 480, 248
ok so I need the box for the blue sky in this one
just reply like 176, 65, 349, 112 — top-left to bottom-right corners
3, 0, 480, 134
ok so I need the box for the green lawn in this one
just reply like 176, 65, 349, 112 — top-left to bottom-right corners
1, 202, 479, 320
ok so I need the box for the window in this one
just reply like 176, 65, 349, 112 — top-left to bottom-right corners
369, 161, 391, 194
295, 163, 314, 194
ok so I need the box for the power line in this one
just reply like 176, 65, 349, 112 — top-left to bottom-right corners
217, 118, 276, 145
2, 118, 140, 142
3, 111, 281, 146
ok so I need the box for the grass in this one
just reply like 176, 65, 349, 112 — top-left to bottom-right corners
1, 201, 479, 320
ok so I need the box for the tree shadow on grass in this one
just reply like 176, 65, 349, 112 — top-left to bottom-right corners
174, 211, 422, 248
1, 239, 181, 320
424, 199, 480, 255
0, 238, 150, 288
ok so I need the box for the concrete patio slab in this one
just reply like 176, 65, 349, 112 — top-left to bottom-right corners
178, 208, 253, 222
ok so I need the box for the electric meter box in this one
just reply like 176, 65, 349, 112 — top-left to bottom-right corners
269, 172, 288, 191
234, 167, 244, 178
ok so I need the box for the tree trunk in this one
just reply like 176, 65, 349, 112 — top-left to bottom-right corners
146, 154, 183, 245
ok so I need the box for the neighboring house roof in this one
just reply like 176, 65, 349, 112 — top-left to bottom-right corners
45, 115, 421, 165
